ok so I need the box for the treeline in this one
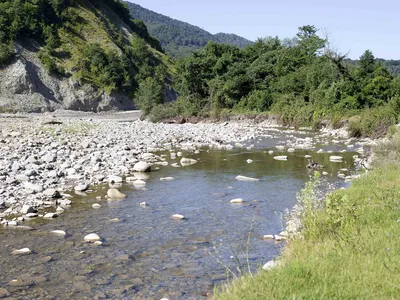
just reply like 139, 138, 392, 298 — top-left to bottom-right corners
146, 26, 400, 137
125, 2, 253, 58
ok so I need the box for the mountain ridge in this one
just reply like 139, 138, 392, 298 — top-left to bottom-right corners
125, 2, 253, 57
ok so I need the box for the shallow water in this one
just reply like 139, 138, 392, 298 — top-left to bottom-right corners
0, 144, 358, 299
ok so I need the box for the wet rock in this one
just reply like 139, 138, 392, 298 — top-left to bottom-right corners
263, 235, 274, 240
74, 183, 89, 192
273, 156, 288, 161
133, 161, 151, 172
230, 198, 245, 204
25, 213, 38, 218
246, 159, 253, 164
172, 214, 185, 220
274, 235, 287, 241
51, 230, 66, 236
107, 175, 123, 183
107, 189, 126, 199
180, 158, 197, 166
133, 180, 146, 187
235, 175, 259, 181
92, 203, 101, 209
84, 233, 101, 242
43, 213, 58, 219
12, 248, 32, 255
160, 177, 174, 181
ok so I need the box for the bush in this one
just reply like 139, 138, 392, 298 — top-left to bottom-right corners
0, 41, 15, 65
148, 102, 180, 122
348, 106, 397, 138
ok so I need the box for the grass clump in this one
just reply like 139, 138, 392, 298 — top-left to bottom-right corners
216, 129, 400, 299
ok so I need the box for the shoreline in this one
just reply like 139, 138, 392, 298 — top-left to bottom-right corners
0, 112, 374, 220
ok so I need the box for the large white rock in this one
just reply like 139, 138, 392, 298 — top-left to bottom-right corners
84, 233, 101, 242
262, 260, 279, 271
43, 213, 58, 219
23, 182, 43, 193
133, 180, 146, 187
92, 203, 101, 209
74, 183, 88, 192
263, 235, 274, 240
133, 161, 151, 172
12, 248, 32, 255
235, 175, 259, 181
180, 158, 198, 166
107, 188, 126, 199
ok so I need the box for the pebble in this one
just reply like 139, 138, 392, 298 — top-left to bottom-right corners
263, 235, 274, 240
172, 214, 185, 220
273, 156, 288, 161
92, 203, 101, 209
43, 213, 58, 219
160, 177, 174, 181
180, 157, 198, 166
51, 230, 66, 236
230, 198, 245, 204
12, 248, 32, 255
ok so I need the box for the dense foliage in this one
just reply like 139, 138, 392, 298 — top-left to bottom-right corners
145, 26, 400, 136
125, 2, 253, 58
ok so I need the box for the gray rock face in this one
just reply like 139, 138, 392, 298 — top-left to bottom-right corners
0, 45, 136, 113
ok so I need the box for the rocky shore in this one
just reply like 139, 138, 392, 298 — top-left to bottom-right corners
0, 111, 374, 225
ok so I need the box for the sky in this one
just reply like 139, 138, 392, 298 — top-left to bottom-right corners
127, 0, 400, 59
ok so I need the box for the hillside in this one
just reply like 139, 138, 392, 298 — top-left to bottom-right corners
0, 0, 176, 112
345, 58, 400, 75
125, 2, 253, 58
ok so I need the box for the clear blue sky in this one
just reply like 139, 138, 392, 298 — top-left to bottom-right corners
127, 0, 399, 59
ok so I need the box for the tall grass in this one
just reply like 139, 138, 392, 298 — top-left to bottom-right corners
216, 129, 400, 299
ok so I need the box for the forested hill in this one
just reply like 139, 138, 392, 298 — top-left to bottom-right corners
125, 2, 253, 57
0, 0, 175, 112
346, 59, 400, 75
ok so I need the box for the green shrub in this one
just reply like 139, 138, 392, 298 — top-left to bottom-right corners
148, 101, 180, 122
348, 106, 397, 138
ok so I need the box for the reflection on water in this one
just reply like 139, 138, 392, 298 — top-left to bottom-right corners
0, 147, 357, 299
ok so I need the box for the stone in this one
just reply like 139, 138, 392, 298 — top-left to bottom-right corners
23, 182, 43, 193
21, 205, 36, 214
7, 221, 18, 226
172, 214, 185, 220
12, 248, 32, 255
133, 180, 146, 187
74, 183, 89, 192
107, 189, 126, 199
140, 202, 147, 207
25, 213, 38, 218
180, 158, 197, 166
263, 235, 274, 240
42, 153, 57, 163
94, 241, 103, 246
329, 156, 343, 162
273, 156, 288, 161
43, 189, 61, 198
16, 174, 29, 182
126, 177, 136, 182
274, 235, 287, 241
51, 230, 66, 236
43, 213, 58, 219
230, 198, 245, 204
235, 175, 259, 181
92, 203, 101, 209
305, 155, 312, 159
262, 260, 279, 271
84, 233, 101, 242
107, 175, 123, 183
287, 148, 295, 152
276, 145, 285, 150
133, 161, 151, 172
160, 177, 174, 181
246, 159, 253, 164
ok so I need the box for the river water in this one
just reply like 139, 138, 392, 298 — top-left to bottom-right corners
0, 133, 359, 299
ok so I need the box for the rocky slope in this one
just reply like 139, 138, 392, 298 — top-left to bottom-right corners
0, 0, 175, 113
